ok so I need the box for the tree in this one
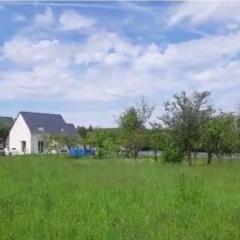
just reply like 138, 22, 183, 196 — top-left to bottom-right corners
77, 126, 87, 140
117, 97, 154, 159
43, 133, 82, 153
0, 123, 11, 147
86, 129, 119, 158
88, 125, 94, 132
147, 124, 164, 161
0, 124, 9, 140
200, 113, 238, 164
236, 104, 240, 152
160, 91, 213, 165
43, 133, 66, 153
162, 140, 184, 163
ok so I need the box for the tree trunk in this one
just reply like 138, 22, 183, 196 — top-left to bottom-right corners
133, 150, 138, 160
187, 146, 192, 165
207, 152, 212, 164
154, 150, 158, 162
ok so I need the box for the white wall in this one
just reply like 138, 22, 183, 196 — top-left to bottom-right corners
9, 114, 31, 154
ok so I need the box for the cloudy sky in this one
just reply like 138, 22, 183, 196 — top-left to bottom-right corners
0, 1, 240, 126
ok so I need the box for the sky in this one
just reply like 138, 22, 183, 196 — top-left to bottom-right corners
0, 0, 240, 127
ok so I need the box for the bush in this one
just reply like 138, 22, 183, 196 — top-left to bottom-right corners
86, 130, 119, 159
163, 143, 184, 163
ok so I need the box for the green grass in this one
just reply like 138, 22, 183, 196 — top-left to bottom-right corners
0, 155, 240, 240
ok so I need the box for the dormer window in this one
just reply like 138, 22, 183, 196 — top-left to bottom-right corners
38, 127, 45, 132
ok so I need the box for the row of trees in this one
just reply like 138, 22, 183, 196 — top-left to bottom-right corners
77, 91, 240, 164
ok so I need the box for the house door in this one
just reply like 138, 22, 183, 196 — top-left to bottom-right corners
21, 141, 26, 153
38, 141, 44, 153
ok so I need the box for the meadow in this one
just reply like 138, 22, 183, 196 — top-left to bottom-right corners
0, 155, 239, 240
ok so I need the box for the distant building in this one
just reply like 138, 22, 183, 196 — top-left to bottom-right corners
8, 112, 76, 154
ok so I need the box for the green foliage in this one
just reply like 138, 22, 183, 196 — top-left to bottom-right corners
160, 91, 213, 165
118, 97, 154, 159
77, 126, 87, 140
0, 155, 240, 239
86, 129, 119, 158
43, 133, 82, 153
162, 141, 184, 163
201, 113, 238, 163
147, 127, 164, 161
120, 130, 147, 158
0, 123, 10, 146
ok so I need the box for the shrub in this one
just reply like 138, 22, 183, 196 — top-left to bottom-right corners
162, 143, 184, 163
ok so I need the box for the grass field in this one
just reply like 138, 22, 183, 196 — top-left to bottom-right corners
0, 155, 239, 240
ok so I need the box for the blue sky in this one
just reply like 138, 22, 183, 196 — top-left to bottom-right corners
0, 1, 240, 126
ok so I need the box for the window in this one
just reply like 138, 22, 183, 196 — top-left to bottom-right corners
61, 127, 64, 132
38, 127, 45, 132
38, 141, 44, 153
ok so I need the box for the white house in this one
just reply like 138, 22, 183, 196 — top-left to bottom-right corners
8, 112, 76, 154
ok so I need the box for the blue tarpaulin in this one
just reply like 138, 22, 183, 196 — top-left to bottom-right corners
69, 147, 95, 158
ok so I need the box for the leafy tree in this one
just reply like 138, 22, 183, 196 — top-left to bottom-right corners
43, 133, 82, 153
86, 130, 119, 158
162, 141, 184, 163
77, 126, 87, 140
0, 124, 8, 140
200, 113, 238, 164
0, 123, 11, 147
147, 124, 164, 161
43, 134, 65, 153
117, 97, 154, 159
160, 91, 213, 165
88, 125, 94, 132
236, 106, 240, 152
64, 134, 82, 148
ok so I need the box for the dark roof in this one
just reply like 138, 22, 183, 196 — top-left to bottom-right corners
0, 117, 14, 127
64, 123, 76, 135
19, 111, 76, 135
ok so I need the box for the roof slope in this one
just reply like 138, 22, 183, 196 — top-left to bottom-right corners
0, 117, 14, 127
20, 112, 76, 135
64, 123, 77, 135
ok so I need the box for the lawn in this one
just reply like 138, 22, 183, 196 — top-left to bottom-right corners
0, 155, 239, 240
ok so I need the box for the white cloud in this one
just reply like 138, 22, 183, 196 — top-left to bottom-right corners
2, 38, 72, 66
35, 7, 54, 25
1, 4, 240, 125
63, 109, 120, 127
59, 9, 95, 30
1, 26, 240, 114
169, 2, 240, 28
0, 31, 166, 102
135, 32, 240, 71
74, 31, 140, 64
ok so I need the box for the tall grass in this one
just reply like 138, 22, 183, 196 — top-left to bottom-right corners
0, 155, 239, 239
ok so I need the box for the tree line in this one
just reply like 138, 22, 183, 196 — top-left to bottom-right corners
77, 91, 240, 164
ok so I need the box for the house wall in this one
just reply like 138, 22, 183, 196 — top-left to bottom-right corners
9, 114, 31, 154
